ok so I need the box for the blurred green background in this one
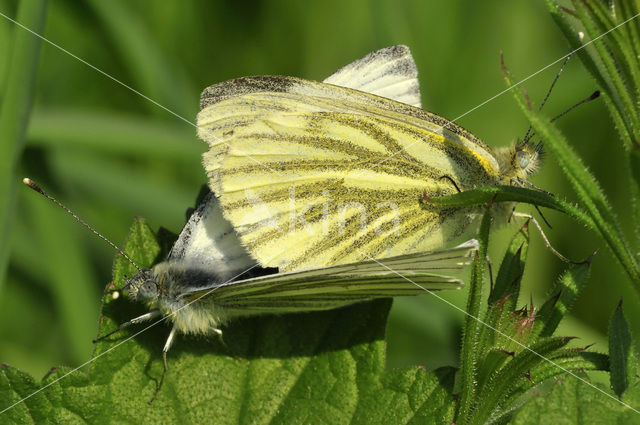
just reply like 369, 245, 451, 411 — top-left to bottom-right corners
0, 0, 636, 380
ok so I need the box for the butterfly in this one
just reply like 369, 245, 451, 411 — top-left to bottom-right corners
27, 45, 495, 403
122, 189, 475, 337
118, 189, 477, 401
24, 173, 476, 404
196, 45, 541, 274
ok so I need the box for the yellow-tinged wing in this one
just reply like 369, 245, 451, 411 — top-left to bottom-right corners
197, 59, 501, 272
179, 240, 477, 315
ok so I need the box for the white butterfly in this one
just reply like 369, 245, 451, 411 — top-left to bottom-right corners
197, 45, 540, 273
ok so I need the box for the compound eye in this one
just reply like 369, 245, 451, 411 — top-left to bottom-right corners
516, 150, 530, 169
141, 280, 157, 297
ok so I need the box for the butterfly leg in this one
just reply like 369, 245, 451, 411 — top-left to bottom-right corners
511, 212, 582, 264
148, 325, 177, 404
93, 310, 161, 343
507, 204, 517, 223
515, 177, 554, 196
486, 254, 494, 291
210, 327, 228, 349
438, 175, 462, 193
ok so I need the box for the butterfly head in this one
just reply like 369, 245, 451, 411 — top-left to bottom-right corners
124, 269, 160, 302
495, 141, 543, 183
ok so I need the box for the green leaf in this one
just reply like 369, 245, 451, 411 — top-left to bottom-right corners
477, 222, 530, 385
527, 352, 609, 385
534, 259, 593, 339
547, 0, 640, 250
0, 218, 457, 424
428, 185, 596, 231
511, 374, 640, 424
572, 2, 640, 137
609, 300, 638, 398
457, 204, 491, 422
469, 337, 575, 425
489, 352, 610, 424
489, 220, 529, 306
353, 367, 456, 425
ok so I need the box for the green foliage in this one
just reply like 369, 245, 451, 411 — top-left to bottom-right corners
512, 371, 640, 424
0, 213, 616, 423
609, 301, 638, 398
454, 215, 606, 424
457, 205, 492, 420
429, 185, 596, 229
0, 219, 460, 424
3, 0, 640, 422
542, 0, 640, 295
536, 259, 592, 338
2, 0, 632, 388
0, 0, 47, 294
488, 220, 528, 306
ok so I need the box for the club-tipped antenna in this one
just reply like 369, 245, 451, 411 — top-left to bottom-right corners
22, 178, 143, 274
523, 89, 601, 144
523, 54, 573, 143
550, 90, 601, 123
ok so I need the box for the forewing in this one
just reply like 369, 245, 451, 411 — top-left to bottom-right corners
181, 240, 477, 313
323, 45, 422, 108
167, 192, 258, 280
198, 76, 498, 271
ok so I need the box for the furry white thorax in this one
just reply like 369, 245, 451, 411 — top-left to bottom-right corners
126, 262, 232, 336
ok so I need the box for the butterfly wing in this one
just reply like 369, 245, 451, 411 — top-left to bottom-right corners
197, 47, 501, 271
323, 45, 422, 108
179, 240, 477, 314
167, 191, 258, 281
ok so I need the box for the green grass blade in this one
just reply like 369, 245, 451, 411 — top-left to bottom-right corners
546, 0, 637, 149
47, 150, 197, 227
609, 301, 637, 398
0, 0, 47, 293
579, 1, 640, 102
571, 1, 640, 139
85, 0, 198, 117
504, 62, 640, 292
20, 191, 99, 364
26, 108, 200, 160
0, 1, 13, 101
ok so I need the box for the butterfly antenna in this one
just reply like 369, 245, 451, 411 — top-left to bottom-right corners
523, 54, 572, 143
550, 90, 601, 123
22, 178, 143, 274
524, 89, 601, 145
